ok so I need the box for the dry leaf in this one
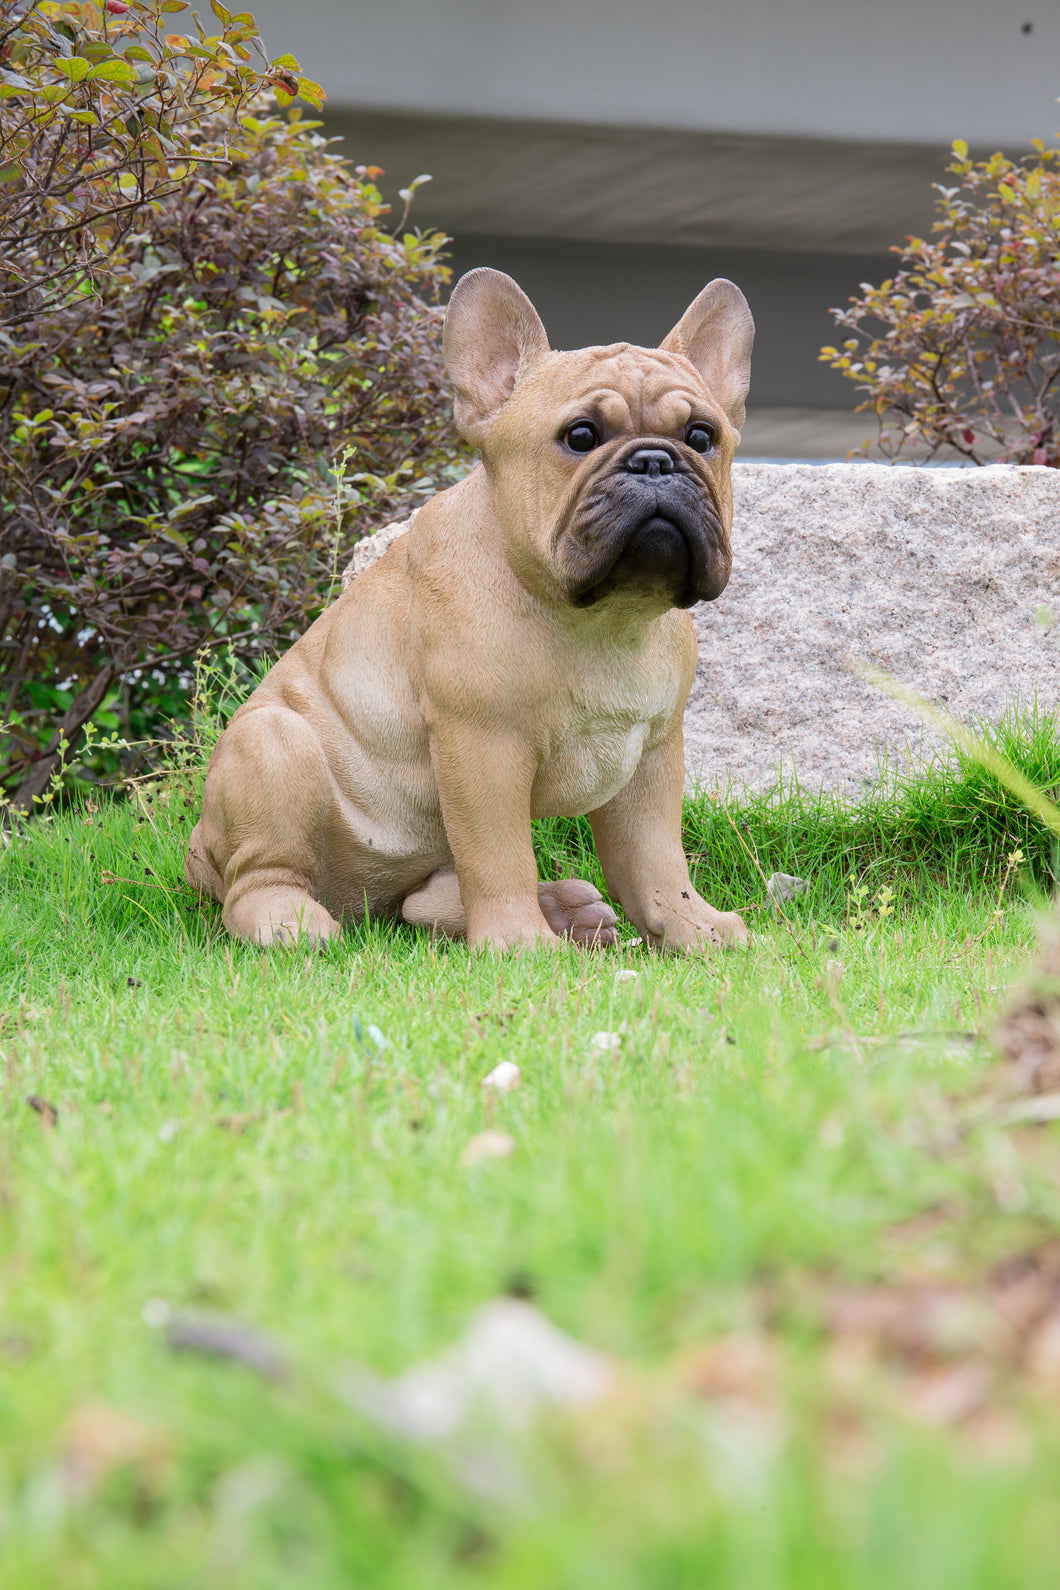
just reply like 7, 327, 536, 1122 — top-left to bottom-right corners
461, 1130, 515, 1167
902, 1363, 993, 1427
26, 1094, 58, 1128
161, 1312, 287, 1381
61, 1401, 166, 1499
213, 1109, 265, 1133
996, 1093, 1060, 1126
995, 918, 1060, 1093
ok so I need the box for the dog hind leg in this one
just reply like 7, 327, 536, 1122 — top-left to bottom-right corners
198, 704, 343, 949
184, 820, 223, 900
187, 818, 339, 948
223, 882, 340, 948
402, 868, 618, 947
401, 868, 467, 936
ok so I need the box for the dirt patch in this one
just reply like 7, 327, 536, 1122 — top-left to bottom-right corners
995, 919, 1060, 1096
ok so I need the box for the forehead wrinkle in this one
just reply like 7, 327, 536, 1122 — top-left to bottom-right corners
559, 348, 716, 433
595, 388, 634, 431
653, 391, 694, 433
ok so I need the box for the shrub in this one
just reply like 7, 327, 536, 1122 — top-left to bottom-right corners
0, 1, 463, 811
822, 140, 1060, 466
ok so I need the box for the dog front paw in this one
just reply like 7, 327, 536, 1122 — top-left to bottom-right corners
642, 893, 749, 954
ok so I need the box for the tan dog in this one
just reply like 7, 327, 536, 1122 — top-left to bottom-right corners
186, 268, 753, 953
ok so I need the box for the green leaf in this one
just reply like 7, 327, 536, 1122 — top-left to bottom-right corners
271, 52, 301, 70
209, 0, 232, 21
272, 83, 294, 108
85, 60, 139, 85
55, 56, 91, 84
123, 46, 155, 62
0, 165, 21, 183
161, 0, 189, 8
296, 77, 325, 109
952, 138, 969, 159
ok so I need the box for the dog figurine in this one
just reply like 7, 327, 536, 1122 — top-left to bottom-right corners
186, 268, 753, 953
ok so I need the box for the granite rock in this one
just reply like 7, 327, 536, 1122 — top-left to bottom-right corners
344, 464, 1059, 795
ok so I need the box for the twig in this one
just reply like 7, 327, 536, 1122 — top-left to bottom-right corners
714, 798, 813, 965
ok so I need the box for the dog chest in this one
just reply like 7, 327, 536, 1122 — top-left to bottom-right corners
530, 706, 661, 818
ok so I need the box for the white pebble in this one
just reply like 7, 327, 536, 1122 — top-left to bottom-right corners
590, 1031, 622, 1054
766, 872, 810, 903
481, 1061, 521, 1092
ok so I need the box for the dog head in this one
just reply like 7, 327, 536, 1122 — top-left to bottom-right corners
443, 268, 753, 614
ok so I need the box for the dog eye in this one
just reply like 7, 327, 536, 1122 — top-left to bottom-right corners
564, 422, 600, 454
685, 423, 716, 453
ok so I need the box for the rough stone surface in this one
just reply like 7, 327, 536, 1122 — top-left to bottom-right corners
345, 510, 419, 584
345, 464, 1059, 795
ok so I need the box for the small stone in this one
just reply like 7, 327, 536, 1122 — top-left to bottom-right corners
766, 872, 810, 903
482, 1061, 521, 1092
590, 1031, 622, 1054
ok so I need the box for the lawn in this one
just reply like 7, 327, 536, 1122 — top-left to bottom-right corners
1, 714, 1059, 1588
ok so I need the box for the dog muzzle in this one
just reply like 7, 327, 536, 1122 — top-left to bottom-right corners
561, 445, 731, 609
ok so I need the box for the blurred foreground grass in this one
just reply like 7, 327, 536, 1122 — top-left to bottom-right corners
0, 710, 1058, 1587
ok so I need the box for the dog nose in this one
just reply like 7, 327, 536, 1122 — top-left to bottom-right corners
624, 447, 675, 478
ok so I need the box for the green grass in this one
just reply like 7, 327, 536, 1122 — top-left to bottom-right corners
1, 713, 1059, 1588
539, 699, 1060, 914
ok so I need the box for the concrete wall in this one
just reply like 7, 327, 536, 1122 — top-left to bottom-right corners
231, 2, 1055, 450
246, 0, 1056, 147
443, 234, 891, 412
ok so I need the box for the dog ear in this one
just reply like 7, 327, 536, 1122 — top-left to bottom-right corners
660, 279, 754, 433
443, 268, 550, 446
